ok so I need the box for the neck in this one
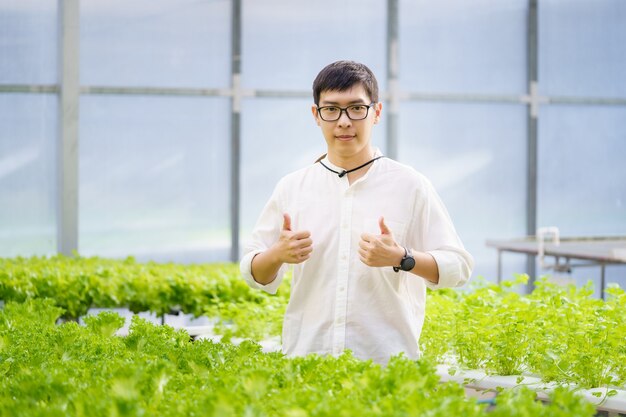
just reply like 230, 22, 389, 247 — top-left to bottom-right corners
327, 147, 375, 171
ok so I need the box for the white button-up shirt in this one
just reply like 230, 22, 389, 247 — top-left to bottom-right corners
240, 151, 473, 364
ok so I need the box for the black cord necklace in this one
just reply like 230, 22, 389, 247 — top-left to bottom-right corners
318, 156, 385, 178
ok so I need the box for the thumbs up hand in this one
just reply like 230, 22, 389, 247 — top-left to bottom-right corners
273, 213, 313, 264
358, 217, 404, 268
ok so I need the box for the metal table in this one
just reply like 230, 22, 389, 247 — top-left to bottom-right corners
486, 236, 626, 296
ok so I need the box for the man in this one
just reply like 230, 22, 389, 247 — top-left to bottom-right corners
240, 60, 473, 364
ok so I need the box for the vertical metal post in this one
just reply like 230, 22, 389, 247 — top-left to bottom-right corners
230, 0, 242, 262
526, 0, 539, 291
386, 0, 399, 159
57, 0, 80, 256
600, 264, 606, 300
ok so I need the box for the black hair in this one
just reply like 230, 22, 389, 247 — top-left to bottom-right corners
312, 60, 379, 106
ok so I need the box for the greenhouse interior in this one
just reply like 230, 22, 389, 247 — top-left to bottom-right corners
1, 0, 626, 415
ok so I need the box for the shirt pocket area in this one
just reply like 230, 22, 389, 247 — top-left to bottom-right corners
362, 217, 408, 247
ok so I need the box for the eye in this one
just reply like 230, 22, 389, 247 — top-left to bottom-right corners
323, 107, 339, 112
350, 105, 366, 111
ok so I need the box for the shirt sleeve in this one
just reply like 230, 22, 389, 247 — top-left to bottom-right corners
239, 181, 289, 295
415, 178, 474, 290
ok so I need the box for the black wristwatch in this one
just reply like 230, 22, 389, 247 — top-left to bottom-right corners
393, 247, 415, 272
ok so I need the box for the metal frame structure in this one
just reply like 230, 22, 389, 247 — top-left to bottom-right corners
1, 0, 626, 272
57, 0, 80, 256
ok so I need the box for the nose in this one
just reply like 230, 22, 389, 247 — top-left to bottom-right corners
337, 109, 352, 127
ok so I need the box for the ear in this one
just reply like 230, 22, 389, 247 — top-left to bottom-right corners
373, 102, 383, 125
311, 104, 321, 126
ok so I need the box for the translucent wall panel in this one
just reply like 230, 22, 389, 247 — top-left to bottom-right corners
80, 95, 230, 263
0, 94, 57, 256
398, 102, 527, 282
539, 0, 626, 98
242, 0, 386, 91
240, 97, 388, 250
538, 104, 626, 292
81, 0, 230, 88
0, 1, 57, 84
538, 105, 626, 235
399, 0, 527, 95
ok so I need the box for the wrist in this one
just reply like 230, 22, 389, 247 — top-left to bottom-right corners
393, 246, 416, 272
266, 245, 286, 266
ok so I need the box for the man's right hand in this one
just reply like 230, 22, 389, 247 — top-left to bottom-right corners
274, 213, 313, 264
250, 213, 312, 285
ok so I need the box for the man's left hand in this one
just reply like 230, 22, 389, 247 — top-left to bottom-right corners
358, 217, 404, 268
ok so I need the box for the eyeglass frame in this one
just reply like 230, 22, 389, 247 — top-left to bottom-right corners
315, 102, 376, 121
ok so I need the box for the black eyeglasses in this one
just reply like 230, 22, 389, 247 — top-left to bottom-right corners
316, 103, 375, 121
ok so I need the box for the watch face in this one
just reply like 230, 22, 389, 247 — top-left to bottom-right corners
401, 256, 416, 271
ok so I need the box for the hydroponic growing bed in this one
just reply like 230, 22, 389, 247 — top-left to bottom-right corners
1, 256, 625, 416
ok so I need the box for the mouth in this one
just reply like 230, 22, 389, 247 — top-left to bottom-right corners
335, 135, 355, 142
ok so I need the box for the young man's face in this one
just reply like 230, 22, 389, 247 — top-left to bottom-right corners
312, 84, 382, 164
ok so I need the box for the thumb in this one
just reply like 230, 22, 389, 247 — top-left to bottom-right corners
282, 213, 292, 231
379, 216, 391, 235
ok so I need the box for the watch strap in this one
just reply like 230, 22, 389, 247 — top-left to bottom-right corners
393, 247, 408, 272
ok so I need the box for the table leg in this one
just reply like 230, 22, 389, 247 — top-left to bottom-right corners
601, 264, 606, 300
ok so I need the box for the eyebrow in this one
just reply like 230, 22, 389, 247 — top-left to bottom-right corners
320, 99, 368, 106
